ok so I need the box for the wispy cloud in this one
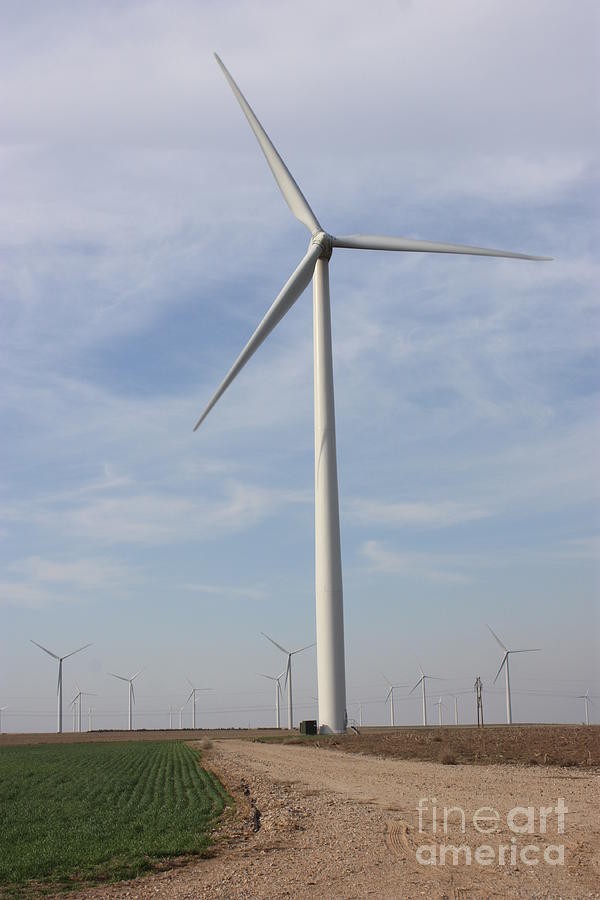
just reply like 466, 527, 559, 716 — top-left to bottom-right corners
0, 555, 136, 608
12, 480, 309, 546
178, 582, 268, 601
348, 498, 489, 528
360, 540, 474, 585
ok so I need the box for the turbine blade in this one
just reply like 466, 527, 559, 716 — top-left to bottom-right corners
486, 625, 508, 652
291, 642, 316, 655
214, 54, 320, 234
186, 689, 194, 704
258, 673, 277, 681
283, 657, 291, 689
185, 675, 194, 689
62, 642, 92, 660
409, 677, 423, 695
108, 673, 129, 682
493, 653, 508, 684
131, 682, 136, 704
510, 648, 542, 653
385, 687, 392, 701
193, 243, 321, 431
131, 669, 143, 681
331, 234, 552, 261
382, 673, 392, 686
261, 632, 290, 655
30, 640, 60, 660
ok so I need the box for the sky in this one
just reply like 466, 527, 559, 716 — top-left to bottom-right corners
1, 0, 598, 732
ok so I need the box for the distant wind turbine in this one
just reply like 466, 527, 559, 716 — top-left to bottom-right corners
454, 695, 460, 726
577, 689, 593, 726
409, 664, 443, 726
88, 707, 94, 732
185, 677, 211, 730
193, 54, 551, 733
179, 705, 185, 729
109, 670, 143, 731
0, 706, 7, 733
383, 675, 408, 727
437, 696, 446, 726
30, 640, 92, 733
258, 671, 286, 728
261, 632, 315, 729
355, 701, 364, 728
487, 625, 541, 724
70, 681, 98, 733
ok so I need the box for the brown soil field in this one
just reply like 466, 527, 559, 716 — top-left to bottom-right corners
270, 724, 600, 768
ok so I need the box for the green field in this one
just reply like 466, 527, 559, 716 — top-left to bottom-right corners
0, 740, 230, 889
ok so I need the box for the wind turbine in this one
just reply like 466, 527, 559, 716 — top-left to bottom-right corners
179, 705, 185, 729
185, 678, 211, 730
409, 664, 443, 726
261, 632, 315, 729
355, 701, 364, 728
88, 707, 94, 731
0, 706, 7, 733
454, 695, 460, 726
258, 671, 286, 728
383, 675, 408, 727
437, 696, 446, 726
30, 640, 92, 733
487, 625, 541, 725
577, 689, 593, 726
70, 681, 98, 733
194, 54, 551, 733
109, 670, 142, 731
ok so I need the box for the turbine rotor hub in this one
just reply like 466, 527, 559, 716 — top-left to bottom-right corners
311, 230, 333, 260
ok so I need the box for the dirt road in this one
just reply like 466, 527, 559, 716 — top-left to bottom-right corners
77, 738, 599, 898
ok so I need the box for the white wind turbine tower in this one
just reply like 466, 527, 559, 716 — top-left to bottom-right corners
577, 689, 593, 726
487, 625, 541, 725
194, 54, 551, 733
258, 671, 286, 728
70, 681, 98, 733
409, 664, 443, 726
0, 706, 7, 733
185, 678, 211, 730
437, 696, 446, 726
355, 701, 364, 728
30, 640, 92, 733
109, 670, 143, 731
454, 696, 460, 726
383, 676, 408, 727
261, 633, 315, 729
179, 705, 185, 730
88, 707, 94, 732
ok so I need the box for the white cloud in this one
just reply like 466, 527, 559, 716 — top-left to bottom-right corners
348, 498, 489, 528
360, 540, 473, 585
19, 480, 309, 546
178, 582, 268, 601
0, 555, 135, 608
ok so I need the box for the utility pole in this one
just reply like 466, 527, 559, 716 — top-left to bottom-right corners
475, 676, 484, 727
